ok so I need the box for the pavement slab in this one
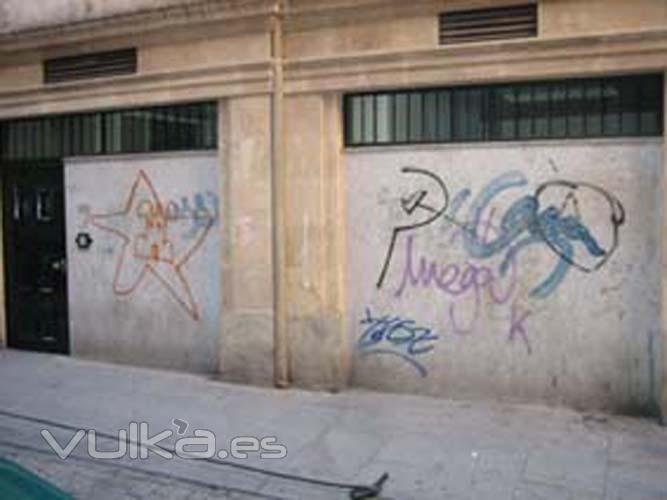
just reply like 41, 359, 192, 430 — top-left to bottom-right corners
0, 349, 666, 499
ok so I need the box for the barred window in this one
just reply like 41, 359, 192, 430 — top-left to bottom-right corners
0, 101, 217, 161
344, 74, 663, 146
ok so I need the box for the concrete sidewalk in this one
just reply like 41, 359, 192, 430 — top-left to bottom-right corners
0, 350, 666, 500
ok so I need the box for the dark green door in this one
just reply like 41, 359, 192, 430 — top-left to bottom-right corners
3, 163, 69, 354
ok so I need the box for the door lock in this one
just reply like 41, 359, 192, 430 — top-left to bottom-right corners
51, 258, 66, 272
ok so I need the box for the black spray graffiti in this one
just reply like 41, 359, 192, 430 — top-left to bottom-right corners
375, 167, 449, 288
534, 180, 625, 273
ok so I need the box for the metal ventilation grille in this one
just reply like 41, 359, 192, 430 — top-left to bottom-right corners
44, 48, 137, 84
439, 4, 537, 45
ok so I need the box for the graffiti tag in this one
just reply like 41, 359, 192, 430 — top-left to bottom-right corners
88, 170, 215, 321
357, 308, 439, 377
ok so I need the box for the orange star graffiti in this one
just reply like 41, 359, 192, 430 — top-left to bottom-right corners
88, 170, 215, 321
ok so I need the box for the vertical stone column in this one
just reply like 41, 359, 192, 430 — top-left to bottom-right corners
283, 93, 348, 390
271, 5, 290, 388
218, 96, 275, 385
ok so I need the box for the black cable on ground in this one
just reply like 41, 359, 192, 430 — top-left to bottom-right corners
0, 409, 390, 499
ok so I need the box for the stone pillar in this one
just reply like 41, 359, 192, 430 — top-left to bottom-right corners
283, 93, 348, 390
218, 96, 275, 385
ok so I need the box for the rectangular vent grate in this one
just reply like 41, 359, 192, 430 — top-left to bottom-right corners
439, 4, 537, 45
44, 48, 137, 84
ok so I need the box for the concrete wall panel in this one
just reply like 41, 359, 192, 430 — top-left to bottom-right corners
346, 140, 661, 413
65, 152, 220, 373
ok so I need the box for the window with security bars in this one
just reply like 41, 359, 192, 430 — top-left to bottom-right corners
344, 74, 663, 146
0, 101, 217, 161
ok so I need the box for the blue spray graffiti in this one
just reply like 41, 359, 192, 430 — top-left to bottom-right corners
166, 191, 220, 240
358, 308, 439, 377
460, 171, 617, 298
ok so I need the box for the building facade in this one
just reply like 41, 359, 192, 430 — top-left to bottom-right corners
1, 0, 667, 418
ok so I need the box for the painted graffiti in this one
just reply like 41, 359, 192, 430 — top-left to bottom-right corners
508, 302, 532, 354
376, 167, 449, 288
88, 170, 216, 321
461, 171, 625, 298
377, 168, 625, 298
395, 232, 525, 335
358, 308, 439, 377
163, 191, 219, 240
362, 165, 626, 372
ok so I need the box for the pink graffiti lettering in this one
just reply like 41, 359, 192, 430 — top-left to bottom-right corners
394, 233, 532, 347
395, 233, 517, 302
508, 302, 532, 354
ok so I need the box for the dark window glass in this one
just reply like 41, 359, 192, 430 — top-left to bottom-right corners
534, 84, 549, 137
423, 91, 438, 142
567, 82, 585, 137
436, 90, 452, 141
362, 95, 375, 144
620, 78, 639, 136
640, 76, 662, 135
376, 94, 393, 143
517, 84, 534, 139
602, 80, 621, 136
80, 114, 92, 155
493, 86, 517, 140
466, 89, 484, 140
165, 107, 179, 150
394, 93, 408, 143
585, 80, 603, 136
108, 111, 122, 154
451, 89, 468, 140
550, 83, 567, 138
409, 93, 423, 142
71, 115, 82, 156
151, 108, 169, 151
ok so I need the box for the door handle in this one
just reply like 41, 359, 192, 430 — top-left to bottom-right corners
51, 258, 66, 273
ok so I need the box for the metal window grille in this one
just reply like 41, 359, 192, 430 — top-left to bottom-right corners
343, 74, 663, 147
0, 102, 217, 161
